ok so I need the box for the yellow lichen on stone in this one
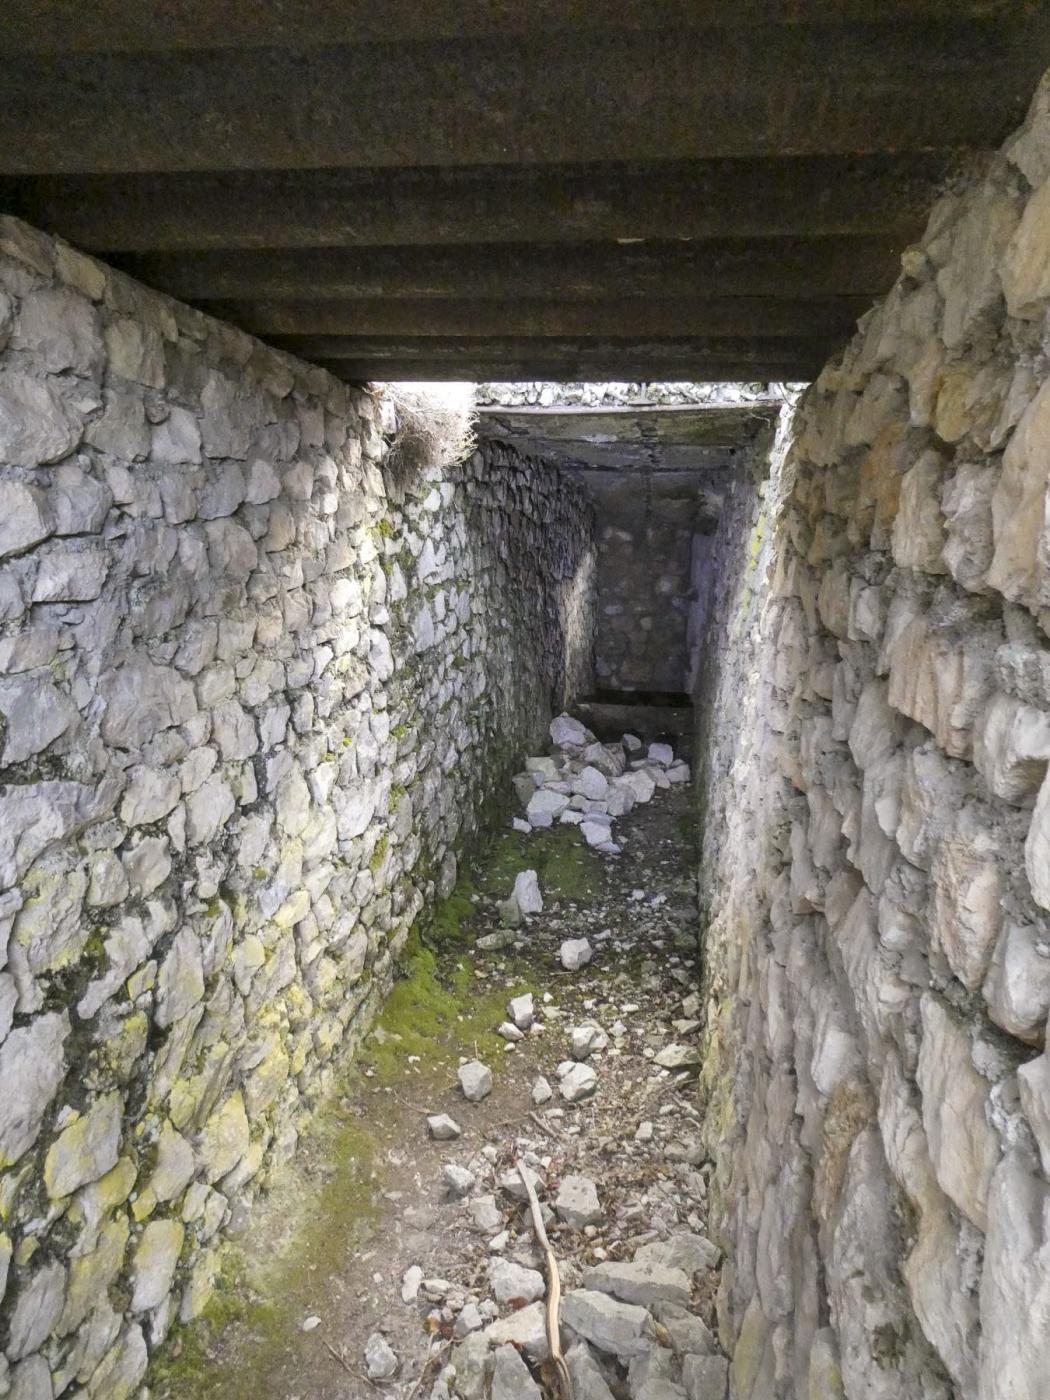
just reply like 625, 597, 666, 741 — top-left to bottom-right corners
44, 1090, 123, 1200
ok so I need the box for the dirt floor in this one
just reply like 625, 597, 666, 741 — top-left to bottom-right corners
149, 754, 713, 1400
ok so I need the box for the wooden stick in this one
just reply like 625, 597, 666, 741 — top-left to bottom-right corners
324, 1339, 375, 1388
515, 1159, 574, 1400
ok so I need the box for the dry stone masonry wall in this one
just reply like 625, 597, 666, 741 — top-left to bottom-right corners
593, 471, 705, 695
0, 216, 596, 1398
698, 72, 1050, 1400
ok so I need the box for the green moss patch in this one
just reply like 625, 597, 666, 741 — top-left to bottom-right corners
363, 932, 528, 1086
150, 1110, 381, 1399
468, 824, 601, 903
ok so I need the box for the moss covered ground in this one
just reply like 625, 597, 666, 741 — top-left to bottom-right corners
149, 819, 593, 1396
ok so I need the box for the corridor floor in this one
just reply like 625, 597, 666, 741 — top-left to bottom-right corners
151, 728, 721, 1400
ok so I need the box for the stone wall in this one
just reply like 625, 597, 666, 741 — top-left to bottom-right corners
590, 469, 708, 695
0, 215, 596, 1398
697, 73, 1050, 1400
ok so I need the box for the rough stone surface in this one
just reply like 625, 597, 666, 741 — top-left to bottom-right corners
556, 1174, 602, 1229
561, 1289, 656, 1358
0, 214, 597, 1390
491, 1343, 542, 1400
458, 1060, 494, 1103
695, 76, 1050, 1400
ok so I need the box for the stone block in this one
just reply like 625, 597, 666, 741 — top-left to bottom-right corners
986, 375, 1050, 609
982, 920, 1050, 1045
917, 995, 1000, 1231
891, 450, 948, 575
1002, 175, 1050, 318
928, 813, 1004, 989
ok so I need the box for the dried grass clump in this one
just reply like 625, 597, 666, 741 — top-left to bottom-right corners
384, 382, 477, 475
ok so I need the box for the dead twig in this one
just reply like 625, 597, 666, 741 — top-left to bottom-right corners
528, 1109, 565, 1140
324, 1339, 375, 1388
516, 1158, 574, 1400
406, 1340, 448, 1400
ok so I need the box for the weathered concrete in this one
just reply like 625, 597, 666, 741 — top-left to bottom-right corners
1, 7, 1046, 380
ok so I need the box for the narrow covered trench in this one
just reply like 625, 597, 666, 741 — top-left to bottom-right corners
2, 29, 1050, 1400
150, 718, 710, 1400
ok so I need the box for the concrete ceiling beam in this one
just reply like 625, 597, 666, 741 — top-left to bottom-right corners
106, 238, 900, 302
1, 1, 1022, 51
0, 155, 954, 253
199, 296, 871, 340
1, 24, 1043, 174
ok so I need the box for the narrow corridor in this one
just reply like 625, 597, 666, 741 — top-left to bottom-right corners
153, 717, 717, 1399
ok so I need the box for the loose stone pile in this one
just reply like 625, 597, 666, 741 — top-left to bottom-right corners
511, 713, 690, 855
333, 773, 720, 1400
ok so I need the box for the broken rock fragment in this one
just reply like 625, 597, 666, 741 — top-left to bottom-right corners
559, 1062, 598, 1103
582, 1259, 691, 1309
531, 1075, 553, 1104
427, 1113, 462, 1140
458, 1060, 493, 1102
571, 1023, 609, 1060
561, 937, 593, 970
364, 1332, 398, 1380
556, 1174, 602, 1229
488, 1256, 545, 1304
491, 1342, 543, 1400
526, 788, 569, 828
550, 713, 590, 747
442, 1162, 476, 1198
508, 992, 535, 1029
513, 869, 543, 915
561, 1289, 656, 1358
654, 1043, 701, 1072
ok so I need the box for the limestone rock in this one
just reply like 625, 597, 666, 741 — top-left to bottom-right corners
582, 1259, 691, 1309
491, 1343, 542, 1400
364, 1332, 398, 1380
488, 1257, 545, 1305
0, 367, 82, 467
0, 482, 54, 560
575, 766, 610, 800
427, 1114, 462, 1141
561, 1289, 656, 1358
131, 1219, 184, 1313
556, 1174, 602, 1229
917, 995, 1000, 1232
551, 714, 589, 747
199, 1092, 250, 1183
155, 928, 205, 1029
527, 789, 569, 828
654, 1043, 701, 1072
637, 1233, 721, 1276
559, 1062, 597, 1103
499, 1163, 544, 1202
561, 938, 593, 971
508, 993, 535, 1030
512, 869, 543, 916
1002, 175, 1050, 318
468, 1194, 503, 1234
443, 1163, 475, 1199
571, 1023, 608, 1060
0, 1012, 69, 1165
482, 1300, 549, 1363
681, 1353, 729, 1400
458, 1060, 493, 1102
565, 1342, 617, 1400
44, 1091, 123, 1199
